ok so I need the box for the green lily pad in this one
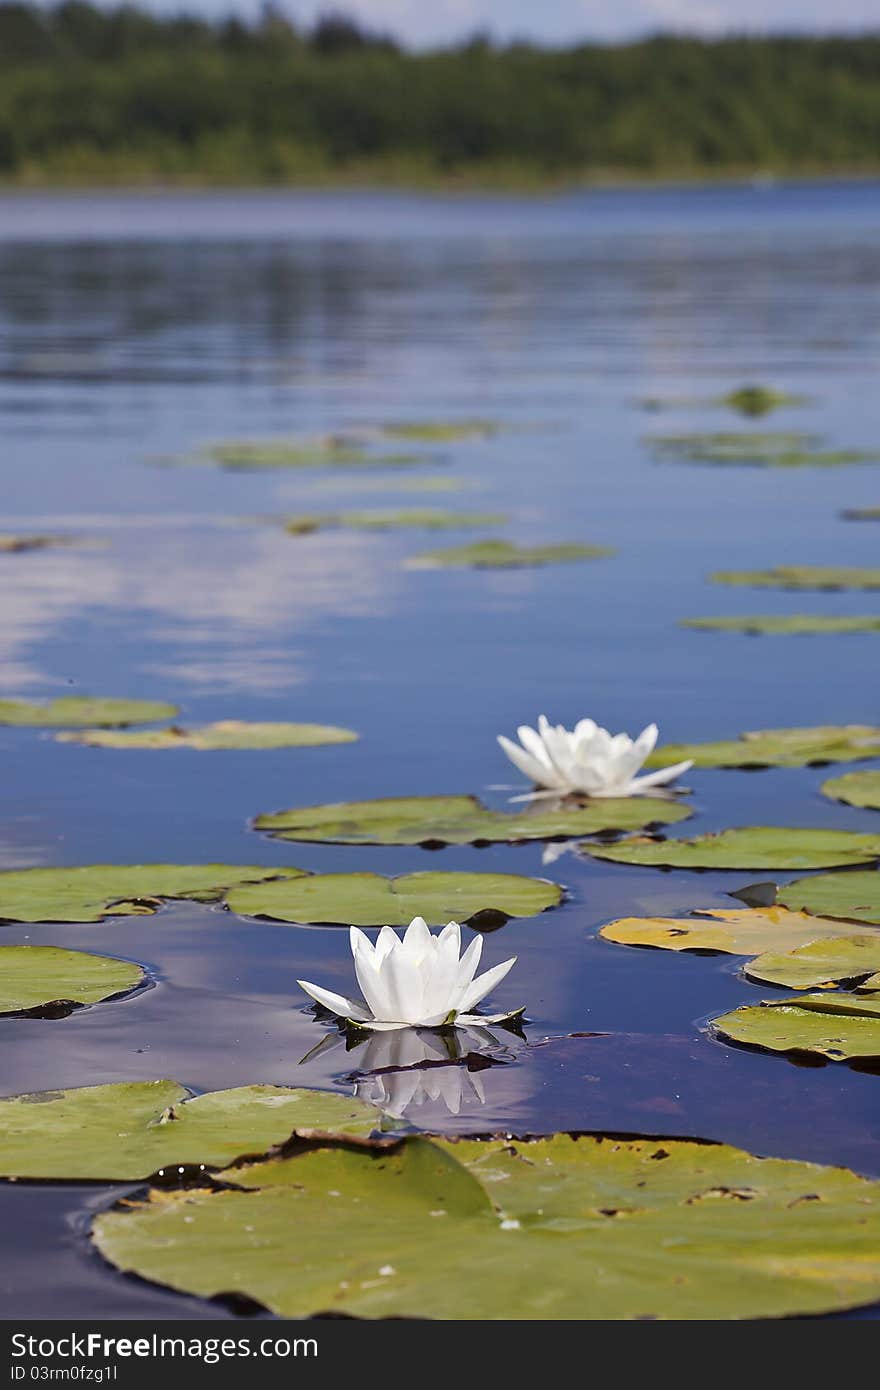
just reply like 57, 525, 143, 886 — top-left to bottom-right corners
712, 992, 880, 1063
406, 540, 614, 570
0, 945, 145, 1015
682, 616, 880, 635
711, 566, 880, 591
282, 509, 507, 535
0, 697, 179, 728
822, 771, 880, 810
586, 827, 880, 871
92, 1131, 880, 1320
226, 870, 561, 926
841, 507, 880, 521
649, 431, 876, 467
203, 439, 424, 471
746, 935, 880, 990
778, 870, 880, 925
0, 1082, 378, 1180
599, 905, 873, 956
720, 386, 805, 417
0, 864, 306, 923
383, 420, 499, 442
253, 793, 691, 847
55, 721, 358, 751
0, 534, 72, 553
646, 724, 880, 770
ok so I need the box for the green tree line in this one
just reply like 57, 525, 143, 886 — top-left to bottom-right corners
1, 5, 879, 184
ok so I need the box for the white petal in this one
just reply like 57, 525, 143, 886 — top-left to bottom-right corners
628, 758, 693, 793
349, 925, 376, 964
296, 979, 370, 1022
454, 932, 483, 993
497, 734, 553, 787
374, 925, 399, 962
352, 946, 394, 1021
456, 956, 517, 1015
421, 924, 462, 1017
381, 942, 425, 1023
402, 916, 432, 963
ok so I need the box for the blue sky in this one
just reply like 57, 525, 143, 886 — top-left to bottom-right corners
146, 1, 880, 45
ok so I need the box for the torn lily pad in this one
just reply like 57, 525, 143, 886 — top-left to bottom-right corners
0, 945, 145, 1016
253, 793, 691, 847
645, 724, 880, 770
92, 1132, 880, 1320
0, 1081, 378, 1180
0, 864, 305, 923
56, 721, 358, 751
599, 905, 874, 957
712, 992, 880, 1064
586, 827, 880, 871
0, 697, 178, 728
778, 870, 880, 925
745, 936, 880, 990
711, 566, 880, 591
682, 615, 880, 635
282, 508, 506, 535
822, 771, 880, 810
226, 870, 561, 926
406, 540, 613, 570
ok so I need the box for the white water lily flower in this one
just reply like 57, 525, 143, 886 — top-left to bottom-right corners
497, 715, 692, 799
297, 917, 518, 1031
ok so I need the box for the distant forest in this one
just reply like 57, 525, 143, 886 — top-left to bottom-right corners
1, 5, 880, 185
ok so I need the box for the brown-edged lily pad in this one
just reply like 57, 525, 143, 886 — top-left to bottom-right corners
599, 905, 874, 957
91, 1131, 880, 1320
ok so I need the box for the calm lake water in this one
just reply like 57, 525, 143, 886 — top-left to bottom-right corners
1, 182, 880, 1318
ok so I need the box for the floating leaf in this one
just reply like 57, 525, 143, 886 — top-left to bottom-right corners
92, 1131, 880, 1320
0, 697, 179, 728
56, 721, 358, 751
201, 439, 424, 471
0, 945, 145, 1015
841, 507, 880, 521
282, 508, 506, 535
0, 1082, 377, 1180
746, 936, 880, 990
254, 793, 691, 847
310, 475, 465, 495
822, 771, 880, 810
719, 386, 805, 417
406, 540, 614, 570
0, 864, 306, 923
649, 431, 876, 468
0, 534, 73, 553
713, 992, 880, 1063
226, 869, 561, 926
383, 419, 499, 442
711, 566, 880, 591
586, 827, 880, 871
682, 615, 880, 635
646, 724, 880, 770
599, 905, 873, 957
778, 870, 880, 925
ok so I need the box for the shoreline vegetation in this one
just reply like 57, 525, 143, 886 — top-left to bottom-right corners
2, 7, 880, 190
